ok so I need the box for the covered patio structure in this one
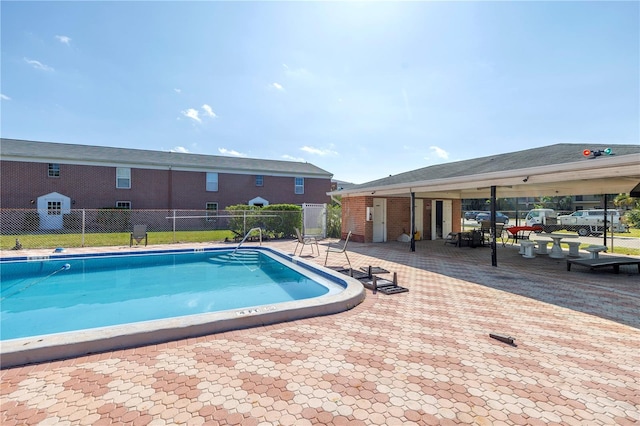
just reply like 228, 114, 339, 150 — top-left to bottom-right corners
331, 143, 640, 266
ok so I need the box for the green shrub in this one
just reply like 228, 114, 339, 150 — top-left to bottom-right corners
623, 209, 640, 228
225, 204, 302, 239
326, 205, 342, 238
23, 211, 40, 232
95, 208, 131, 232
63, 211, 83, 230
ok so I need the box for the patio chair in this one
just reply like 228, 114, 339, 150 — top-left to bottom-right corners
293, 227, 319, 256
479, 221, 505, 246
324, 231, 352, 269
130, 224, 148, 247
444, 232, 459, 246
479, 221, 491, 246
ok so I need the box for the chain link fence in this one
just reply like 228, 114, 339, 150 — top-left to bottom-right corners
0, 208, 309, 250
461, 210, 640, 255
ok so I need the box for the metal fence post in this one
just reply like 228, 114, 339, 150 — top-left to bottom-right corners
82, 209, 85, 247
173, 210, 177, 243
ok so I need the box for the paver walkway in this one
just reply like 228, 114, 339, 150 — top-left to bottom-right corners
2, 239, 639, 425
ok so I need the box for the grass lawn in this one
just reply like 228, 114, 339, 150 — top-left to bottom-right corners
2, 228, 638, 256
1, 230, 236, 250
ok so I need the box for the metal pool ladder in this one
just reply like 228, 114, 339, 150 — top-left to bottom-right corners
232, 227, 263, 255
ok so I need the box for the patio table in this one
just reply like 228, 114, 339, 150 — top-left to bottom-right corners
540, 233, 578, 259
505, 225, 543, 245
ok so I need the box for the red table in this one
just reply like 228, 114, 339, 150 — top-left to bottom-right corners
505, 225, 543, 245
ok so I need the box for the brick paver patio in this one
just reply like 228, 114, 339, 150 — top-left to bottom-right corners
2, 239, 639, 425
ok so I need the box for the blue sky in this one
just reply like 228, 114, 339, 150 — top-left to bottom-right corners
1, 1, 638, 184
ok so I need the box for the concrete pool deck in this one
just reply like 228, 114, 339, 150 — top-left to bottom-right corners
2, 238, 639, 425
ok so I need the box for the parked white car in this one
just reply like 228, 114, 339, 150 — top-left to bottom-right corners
557, 209, 628, 236
525, 209, 557, 227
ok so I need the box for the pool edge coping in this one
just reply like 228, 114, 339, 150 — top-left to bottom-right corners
1, 247, 366, 369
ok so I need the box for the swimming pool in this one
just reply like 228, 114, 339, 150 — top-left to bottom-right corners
0, 247, 365, 368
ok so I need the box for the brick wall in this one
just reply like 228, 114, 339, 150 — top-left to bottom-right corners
341, 196, 372, 243
386, 198, 411, 241
342, 196, 462, 243
1, 160, 331, 210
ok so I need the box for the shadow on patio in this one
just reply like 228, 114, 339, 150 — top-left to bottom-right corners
327, 238, 640, 330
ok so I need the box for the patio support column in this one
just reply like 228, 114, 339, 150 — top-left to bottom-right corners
603, 194, 608, 246
410, 191, 416, 252
491, 186, 497, 267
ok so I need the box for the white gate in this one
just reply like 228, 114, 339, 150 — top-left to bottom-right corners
302, 203, 326, 238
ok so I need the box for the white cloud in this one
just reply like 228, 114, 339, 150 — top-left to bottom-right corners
55, 35, 71, 45
181, 108, 201, 122
271, 82, 284, 91
201, 104, 216, 117
428, 146, 449, 160
282, 154, 305, 162
24, 58, 54, 71
301, 146, 338, 156
218, 148, 246, 157
180, 104, 217, 123
0, 94, 11, 101
170, 146, 190, 153
174, 88, 182, 94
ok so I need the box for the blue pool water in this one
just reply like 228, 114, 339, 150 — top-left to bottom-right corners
0, 249, 340, 341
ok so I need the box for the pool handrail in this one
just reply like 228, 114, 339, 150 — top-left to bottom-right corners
232, 227, 263, 255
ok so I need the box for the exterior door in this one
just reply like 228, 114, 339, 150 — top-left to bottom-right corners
372, 198, 386, 242
431, 200, 452, 239
37, 192, 71, 230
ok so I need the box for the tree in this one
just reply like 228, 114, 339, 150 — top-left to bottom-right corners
614, 193, 638, 210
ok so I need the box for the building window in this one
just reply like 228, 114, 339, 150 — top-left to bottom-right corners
116, 167, 131, 189
295, 177, 304, 194
575, 195, 583, 201
206, 172, 218, 192
116, 201, 131, 209
255, 175, 263, 187
48, 163, 60, 177
47, 201, 62, 215
206, 202, 218, 221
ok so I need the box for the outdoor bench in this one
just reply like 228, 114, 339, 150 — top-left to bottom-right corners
564, 241, 582, 257
535, 239, 554, 255
566, 257, 640, 274
520, 241, 537, 258
584, 245, 608, 259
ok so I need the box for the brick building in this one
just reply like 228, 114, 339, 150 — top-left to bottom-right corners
1, 138, 332, 214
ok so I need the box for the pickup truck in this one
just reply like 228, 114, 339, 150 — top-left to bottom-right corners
556, 210, 628, 236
